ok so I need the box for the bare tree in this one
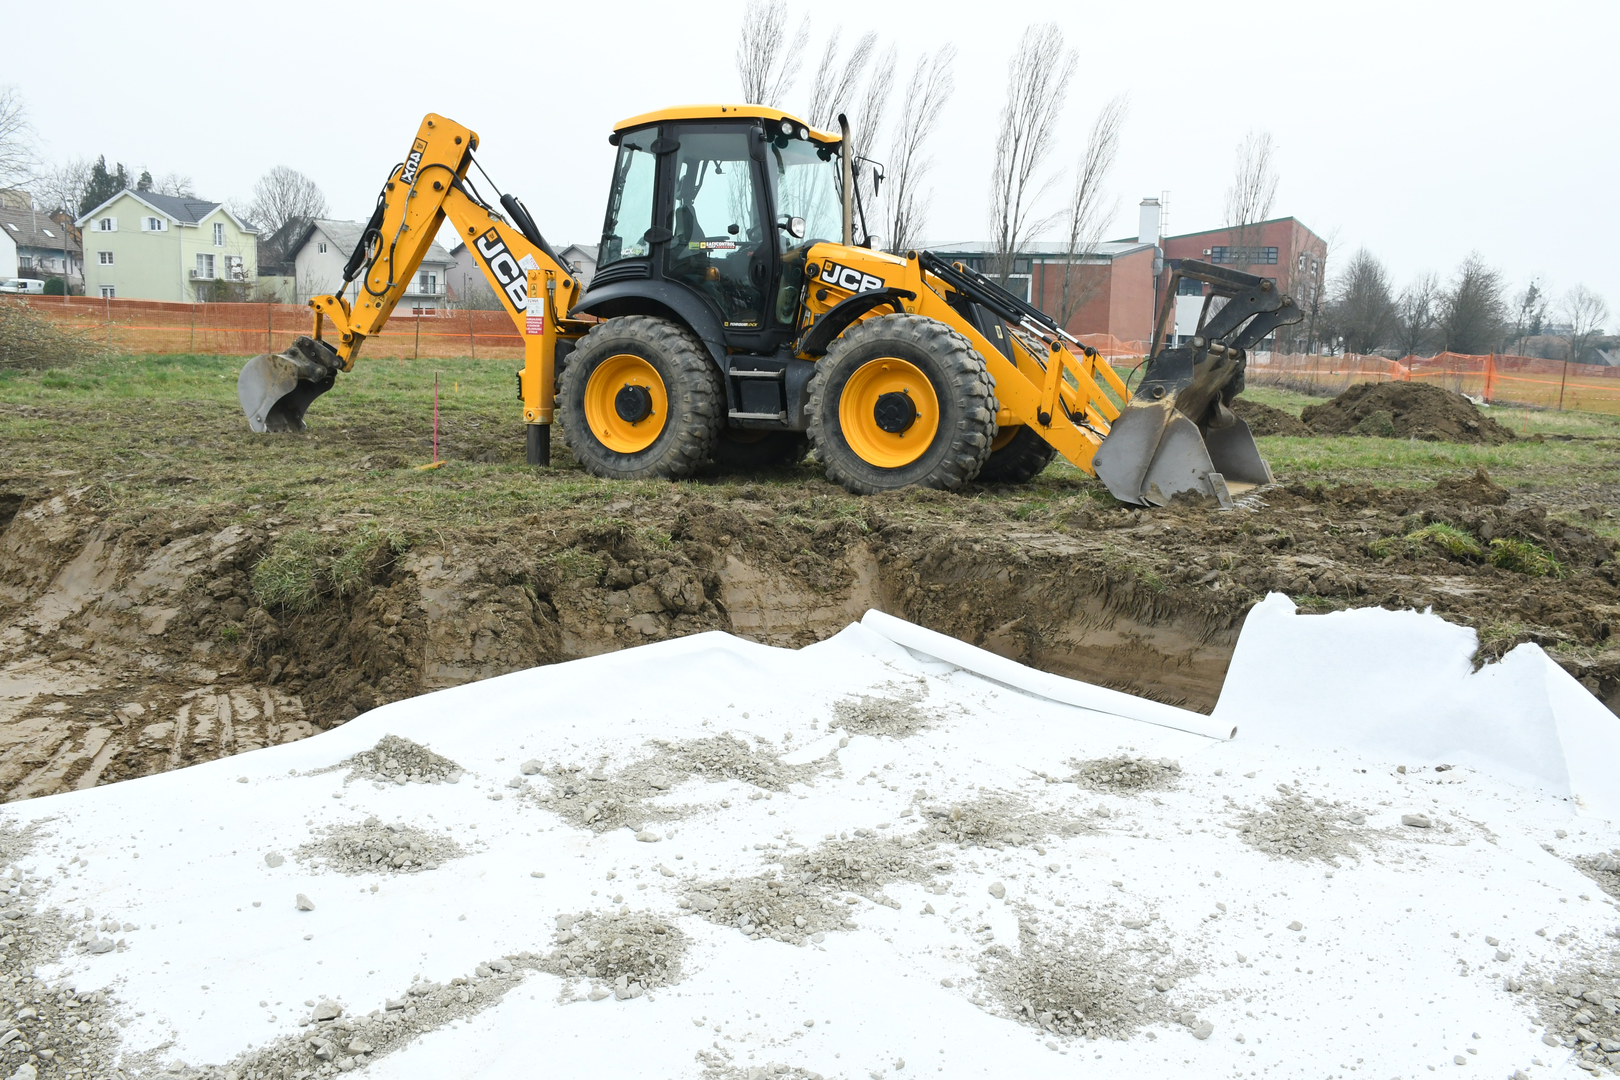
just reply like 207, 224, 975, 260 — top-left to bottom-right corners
987, 24, 1077, 287
1054, 95, 1127, 328
735, 0, 809, 106
1506, 278, 1549, 353
246, 166, 328, 236
31, 157, 91, 216
1392, 272, 1440, 357
883, 45, 956, 255
1439, 253, 1506, 355
154, 171, 195, 198
1327, 247, 1397, 354
1560, 284, 1610, 365
805, 29, 876, 131
1223, 130, 1279, 274
0, 85, 36, 190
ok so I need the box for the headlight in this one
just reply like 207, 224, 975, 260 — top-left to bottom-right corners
780, 120, 793, 135
798, 127, 808, 140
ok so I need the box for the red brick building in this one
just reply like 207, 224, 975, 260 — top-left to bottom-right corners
923, 240, 1160, 345
1156, 217, 1326, 346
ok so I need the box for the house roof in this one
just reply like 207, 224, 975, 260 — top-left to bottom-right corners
75, 189, 257, 233
922, 240, 1153, 260
304, 219, 454, 266
1157, 216, 1313, 243
0, 207, 81, 253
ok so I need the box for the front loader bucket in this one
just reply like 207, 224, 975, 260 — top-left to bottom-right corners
1093, 399, 1272, 510
238, 336, 342, 433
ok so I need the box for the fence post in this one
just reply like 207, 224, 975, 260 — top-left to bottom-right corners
267, 301, 273, 354
1558, 360, 1570, 411
468, 308, 475, 360
415, 313, 421, 360
189, 303, 196, 353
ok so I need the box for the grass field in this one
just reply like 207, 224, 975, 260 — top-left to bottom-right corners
2, 354, 1617, 542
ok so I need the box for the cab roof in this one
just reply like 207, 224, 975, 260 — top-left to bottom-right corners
612, 104, 841, 144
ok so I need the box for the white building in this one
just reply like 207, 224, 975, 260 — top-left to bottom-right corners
291, 219, 456, 310
0, 222, 15, 278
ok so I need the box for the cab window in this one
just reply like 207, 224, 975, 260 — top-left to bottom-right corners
598, 128, 658, 268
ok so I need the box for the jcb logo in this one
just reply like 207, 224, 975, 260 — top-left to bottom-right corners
816, 259, 884, 294
402, 140, 426, 185
475, 229, 527, 309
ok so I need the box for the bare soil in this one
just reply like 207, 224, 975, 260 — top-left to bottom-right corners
1231, 398, 1312, 438
1300, 382, 1518, 444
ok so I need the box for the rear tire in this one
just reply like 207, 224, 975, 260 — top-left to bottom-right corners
560, 315, 722, 480
975, 425, 1057, 483
710, 428, 809, 471
807, 314, 997, 495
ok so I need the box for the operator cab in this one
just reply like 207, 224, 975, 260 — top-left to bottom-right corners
577, 105, 864, 428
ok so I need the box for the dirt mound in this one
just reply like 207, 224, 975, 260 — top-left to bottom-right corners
1431, 466, 1511, 506
1069, 755, 1181, 792
1232, 397, 1312, 437
1301, 381, 1516, 444
297, 816, 464, 875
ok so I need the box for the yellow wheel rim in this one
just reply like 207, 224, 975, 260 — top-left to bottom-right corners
837, 357, 940, 469
990, 425, 1019, 452
583, 353, 668, 453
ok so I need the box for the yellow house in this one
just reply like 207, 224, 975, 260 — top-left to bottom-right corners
75, 191, 258, 301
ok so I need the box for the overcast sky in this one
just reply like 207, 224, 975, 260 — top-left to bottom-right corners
8, 0, 1615, 327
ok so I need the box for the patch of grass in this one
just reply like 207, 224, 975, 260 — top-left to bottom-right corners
548, 547, 604, 581
638, 526, 677, 552
252, 530, 327, 612
1488, 538, 1566, 578
252, 525, 409, 612
1368, 523, 1483, 561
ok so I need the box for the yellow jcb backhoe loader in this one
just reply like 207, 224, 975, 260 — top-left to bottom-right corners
238, 108, 1302, 506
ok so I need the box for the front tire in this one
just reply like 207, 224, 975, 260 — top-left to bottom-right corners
975, 425, 1057, 483
559, 315, 723, 480
806, 314, 997, 495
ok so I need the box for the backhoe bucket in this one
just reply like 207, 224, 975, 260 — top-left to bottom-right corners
238, 336, 342, 433
1093, 399, 1271, 510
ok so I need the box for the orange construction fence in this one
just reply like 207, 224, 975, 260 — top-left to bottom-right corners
1249, 349, 1620, 415
7, 293, 527, 360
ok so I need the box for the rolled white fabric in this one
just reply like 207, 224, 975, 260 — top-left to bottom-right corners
860, 609, 1236, 742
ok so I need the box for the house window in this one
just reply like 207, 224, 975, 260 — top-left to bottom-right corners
143, 217, 168, 232
17, 255, 31, 269
98, 251, 114, 265
196, 253, 216, 279
214, 223, 225, 246
317, 242, 327, 254
224, 255, 244, 281
95, 217, 116, 232
418, 271, 437, 294
1177, 277, 1204, 296
100, 285, 116, 298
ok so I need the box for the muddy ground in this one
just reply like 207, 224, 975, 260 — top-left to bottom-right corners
1, 357, 1617, 804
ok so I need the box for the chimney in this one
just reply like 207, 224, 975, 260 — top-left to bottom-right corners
1138, 197, 1162, 246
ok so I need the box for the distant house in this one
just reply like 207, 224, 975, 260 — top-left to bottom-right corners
447, 240, 596, 308
292, 219, 455, 310
0, 222, 15, 278
75, 191, 255, 301
0, 204, 84, 289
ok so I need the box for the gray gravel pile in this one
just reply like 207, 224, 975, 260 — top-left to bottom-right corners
539, 911, 686, 1000
296, 817, 463, 876
784, 836, 924, 898
1235, 791, 1371, 864
536, 734, 825, 833
1573, 851, 1620, 901
0, 974, 124, 1080
829, 682, 934, 738
696, 1050, 829, 1079
682, 869, 859, 944
337, 736, 463, 786
918, 797, 1084, 850
1069, 755, 1181, 792
1523, 954, 1620, 1073
983, 919, 1189, 1043
209, 952, 552, 1079
1, 828, 127, 1080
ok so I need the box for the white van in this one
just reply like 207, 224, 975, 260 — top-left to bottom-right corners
0, 279, 46, 294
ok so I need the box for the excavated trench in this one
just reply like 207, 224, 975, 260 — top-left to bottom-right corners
1, 471, 1615, 803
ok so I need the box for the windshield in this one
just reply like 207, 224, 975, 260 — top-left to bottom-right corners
767, 137, 844, 252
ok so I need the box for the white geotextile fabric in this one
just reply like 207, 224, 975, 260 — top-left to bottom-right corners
2, 609, 1616, 1079
1213, 593, 1620, 821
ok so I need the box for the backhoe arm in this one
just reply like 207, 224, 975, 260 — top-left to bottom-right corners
239, 113, 588, 447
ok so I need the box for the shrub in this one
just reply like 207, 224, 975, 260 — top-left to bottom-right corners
42, 278, 65, 296
0, 301, 104, 370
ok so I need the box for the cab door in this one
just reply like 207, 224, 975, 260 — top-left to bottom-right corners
661, 126, 774, 334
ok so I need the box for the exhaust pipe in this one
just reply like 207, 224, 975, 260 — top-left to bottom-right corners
238, 336, 343, 433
